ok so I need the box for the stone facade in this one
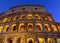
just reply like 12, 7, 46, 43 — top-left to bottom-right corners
0, 5, 60, 43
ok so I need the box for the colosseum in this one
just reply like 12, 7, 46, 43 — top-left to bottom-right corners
0, 5, 60, 43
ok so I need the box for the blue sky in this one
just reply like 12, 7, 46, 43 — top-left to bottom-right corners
0, 0, 60, 22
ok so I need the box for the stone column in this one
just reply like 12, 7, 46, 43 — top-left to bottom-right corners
34, 23, 36, 32
35, 36, 38, 43
13, 36, 18, 43
23, 36, 25, 43
4, 37, 8, 43
25, 22, 28, 32
2, 24, 5, 33
25, 35, 27, 43
9, 23, 12, 32
16, 23, 19, 32
25, 23, 27, 32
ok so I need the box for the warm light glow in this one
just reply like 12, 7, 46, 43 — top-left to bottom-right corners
28, 23, 33, 31
51, 24, 58, 32
4, 25, 9, 32
14, 16, 18, 20
0, 26, 3, 32
48, 16, 52, 21
57, 38, 60, 43
38, 38, 45, 43
0, 38, 4, 43
3, 18, 7, 22
20, 15, 25, 19
58, 25, 60, 31
36, 23, 42, 30
20, 38, 24, 43
11, 24, 16, 31
44, 24, 51, 31
28, 13, 32, 19
7, 38, 13, 43
19, 23, 25, 31
8, 17, 12, 21
35, 14, 40, 19
42, 15, 47, 20
48, 38, 54, 43
27, 38, 34, 43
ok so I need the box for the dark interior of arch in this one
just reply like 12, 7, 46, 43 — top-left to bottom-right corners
13, 26, 16, 31
28, 40, 33, 43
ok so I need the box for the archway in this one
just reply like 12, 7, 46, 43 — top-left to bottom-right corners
38, 38, 45, 43
7, 38, 13, 43
27, 38, 34, 43
29, 40, 33, 43
28, 13, 33, 19
28, 23, 34, 31
4, 25, 9, 32
11, 24, 16, 31
44, 24, 51, 31
35, 14, 40, 20
19, 23, 25, 31
36, 23, 42, 31
48, 38, 55, 43
20, 15, 25, 19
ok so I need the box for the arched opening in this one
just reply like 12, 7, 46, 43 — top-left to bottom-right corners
38, 38, 45, 43
35, 8, 37, 10
48, 16, 53, 21
36, 25, 41, 30
27, 38, 34, 43
51, 24, 58, 32
8, 38, 13, 43
6, 27, 9, 31
44, 24, 51, 31
22, 16, 25, 19
14, 16, 19, 20
8, 17, 12, 21
13, 26, 16, 31
35, 14, 40, 20
20, 25, 25, 31
9, 40, 12, 43
0, 26, 3, 32
28, 23, 34, 31
28, 14, 33, 19
19, 23, 25, 31
3, 18, 7, 22
57, 25, 60, 31
36, 23, 42, 31
44, 26, 48, 31
17, 37, 24, 43
17, 38, 21, 43
42, 15, 47, 20
11, 24, 16, 31
4, 25, 9, 32
48, 38, 55, 43
20, 15, 25, 19
29, 40, 33, 43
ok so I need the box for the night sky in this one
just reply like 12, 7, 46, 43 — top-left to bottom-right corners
0, 0, 60, 22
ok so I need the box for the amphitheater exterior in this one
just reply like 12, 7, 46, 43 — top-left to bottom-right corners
0, 5, 60, 43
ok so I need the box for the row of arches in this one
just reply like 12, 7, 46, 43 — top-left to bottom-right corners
0, 23, 59, 32
5, 37, 58, 43
1, 37, 60, 43
0, 14, 53, 23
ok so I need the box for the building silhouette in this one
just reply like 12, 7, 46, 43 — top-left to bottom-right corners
0, 5, 60, 43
